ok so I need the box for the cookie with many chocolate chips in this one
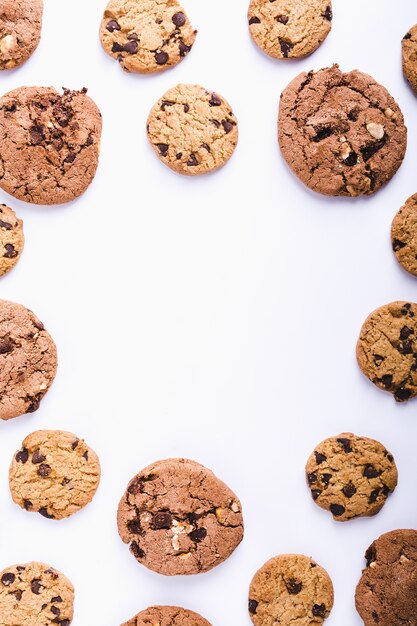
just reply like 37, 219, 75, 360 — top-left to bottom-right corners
0, 203, 24, 276
117, 458, 244, 575
391, 193, 417, 277
357, 301, 417, 402
402, 25, 417, 95
121, 605, 212, 626
9, 430, 101, 520
0, 0, 43, 70
248, 0, 332, 60
0, 561, 74, 626
355, 529, 417, 625
0, 86, 102, 205
278, 65, 407, 196
0, 299, 57, 420
248, 554, 334, 626
305, 433, 398, 521
100, 0, 197, 74
147, 84, 238, 175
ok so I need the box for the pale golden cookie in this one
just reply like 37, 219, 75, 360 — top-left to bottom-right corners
402, 25, 417, 95
391, 193, 417, 277
0, 203, 24, 276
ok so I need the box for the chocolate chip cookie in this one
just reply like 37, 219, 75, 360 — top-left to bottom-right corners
0, 561, 74, 626
402, 25, 417, 95
121, 606, 211, 626
0, 203, 24, 276
278, 64, 407, 196
0, 0, 43, 70
248, 0, 332, 60
356, 529, 417, 625
9, 430, 101, 520
147, 84, 238, 175
391, 193, 417, 277
249, 554, 334, 626
306, 433, 398, 521
0, 299, 57, 420
100, 0, 197, 74
357, 301, 417, 402
0, 86, 102, 205
117, 458, 244, 575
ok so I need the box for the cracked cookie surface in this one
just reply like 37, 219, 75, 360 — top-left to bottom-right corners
248, 0, 332, 60
0, 299, 57, 420
121, 605, 211, 626
117, 458, 244, 575
9, 429, 101, 520
402, 25, 417, 95
391, 193, 417, 277
0, 0, 43, 71
249, 554, 334, 626
0, 204, 24, 276
147, 84, 238, 176
0, 86, 102, 205
357, 301, 417, 402
0, 561, 74, 626
100, 0, 196, 74
306, 433, 398, 521
355, 529, 417, 626
278, 64, 407, 196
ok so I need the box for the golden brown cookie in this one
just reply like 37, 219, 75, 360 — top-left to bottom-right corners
147, 84, 238, 176
0, 203, 24, 276
121, 606, 211, 626
391, 193, 417, 277
402, 25, 417, 95
249, 554, 334, 626
0, 0, 43, 70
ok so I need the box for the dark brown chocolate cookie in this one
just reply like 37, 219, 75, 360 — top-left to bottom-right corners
0, 0, 43, 70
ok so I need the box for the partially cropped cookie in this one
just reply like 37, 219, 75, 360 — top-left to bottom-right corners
9, 430, 101, 520
0, 0, 43, 70
357, 301, 417, 402
249, 554, 334, 626
0, 561, 74, 626
356, 529, 417, 625
306, 433, 398, 521
121, 606, 211, 626
391, 193, 417, 277
0, 86, 102, 205
402, 25, 417, 95
278, 64, 407, 196
248, 0, 332, 59
117, 458, 244, 575
147, 84, 238, 175
0, 203, 24, 276
0, 299, 57, 420
100, 0, 197, 74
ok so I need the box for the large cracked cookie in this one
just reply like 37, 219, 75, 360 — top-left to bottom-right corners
278, 65, 407, 196
121, 606, 211, 626
248, 0, 332, 60
100, 0, 197, 74
391, 193, 417, 277
357, 301, 417, 402
117, 458, 244, 575
249, 554, 334, 626
0, 86, 102, 205
0, 203, 24, 276
306, 433, 398, 521
0, 561, 74, 626
0, 0, 43, 71
355, 529, 417, 625
402, 25, 417, 95
0, 299, 57, 420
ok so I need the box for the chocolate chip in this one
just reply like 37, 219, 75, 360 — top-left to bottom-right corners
130, 541, 145, 559
384, 451, 394, 462
124, 40, 138, 54
1, 573, 15, 586
26, 396, 41, 413
307, 472, 317, 485
209, 93, 222, 106
83, 451, 89, 461
398, 340, 413, 355
400, 326, 414, 340
29, 125, 45, 145
321, 473, 332, 485
179, 41, 191, 56
128, 478, 142, 495
395, 387, 412, 401
24, 499, 33, 510
127, 519, 142, 534
342, 482, 357, 498
361, 137, 386, 162
348, 108, 359, 121
279, 38, 293, 58
176, 153, 182, 160
312, 604, 326, 618
187, 153, 198, 166
152, 512, 172, 529
365, 545, 376, 566
0, 220, 12, 230
71, 440, 79, 450
404, 32, 412, 40
343, 151, 358, 167
155, 51, 169, 65
64, 153, 76, 164
249, 599, 258, 614
314, 451, 327, 464
106, 20, 121, 32
311, 489, 321, 500
112, 42, 124, 53
32, 449, 46, 464
276, 15, 289, 24
156, 143, 169, 156
127, 33, 139, 41
11, 589, 22, 600
31, 579, 42, 594
39, 507, 54, 519
286, 578, 302, 594
337, 438, 352, 453
363, 465, 380, 479
313, 126, 333, 142
330, 503, 345, 516
172, 12, 186, 27
51, 596, 63, 603
0, 339, 13, 354
373, 354, 385, 366
369, 488, 380, 503
222, 119, 234, 134
249, 16, 261, 24
189, 527, 207, 542
51, 606, 60, 616
16, 448, 29, 463
53, 102, 72, 128
378, 374, 393, 388
3, 244, 17, 258
210, 118, 221, 128
38, 464, 51, 478
161, 100, 174, 111
322, 6, 332, 20
183, 104, 190, 113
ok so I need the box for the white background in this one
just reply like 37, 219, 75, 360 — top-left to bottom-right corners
0, 0, 417, 623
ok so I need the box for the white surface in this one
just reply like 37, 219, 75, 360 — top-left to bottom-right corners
0, 0, 417, 623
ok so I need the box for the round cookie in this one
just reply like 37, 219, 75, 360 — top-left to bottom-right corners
402, 25, 417, 95
9, 430, 101, 520
355, 529, 417, 625
248, 554, 334, 626
0, 0, 43, 71
0, 203, 24, 276
0, 561, 74, 626
0, 299, 57, 420
306, 433, 398, 521
357, 301, 417, 402
278, 64, 407, 196
0, 86, 102, 205
117, 458, 244, 575
391, 193, 417, 277
121, 606, 211, 626
147, 84, 238, 176
248, 0, 332, 60
100, 0, 197, 74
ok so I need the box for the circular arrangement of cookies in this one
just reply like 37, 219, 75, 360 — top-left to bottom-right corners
0, 0, 417, 624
